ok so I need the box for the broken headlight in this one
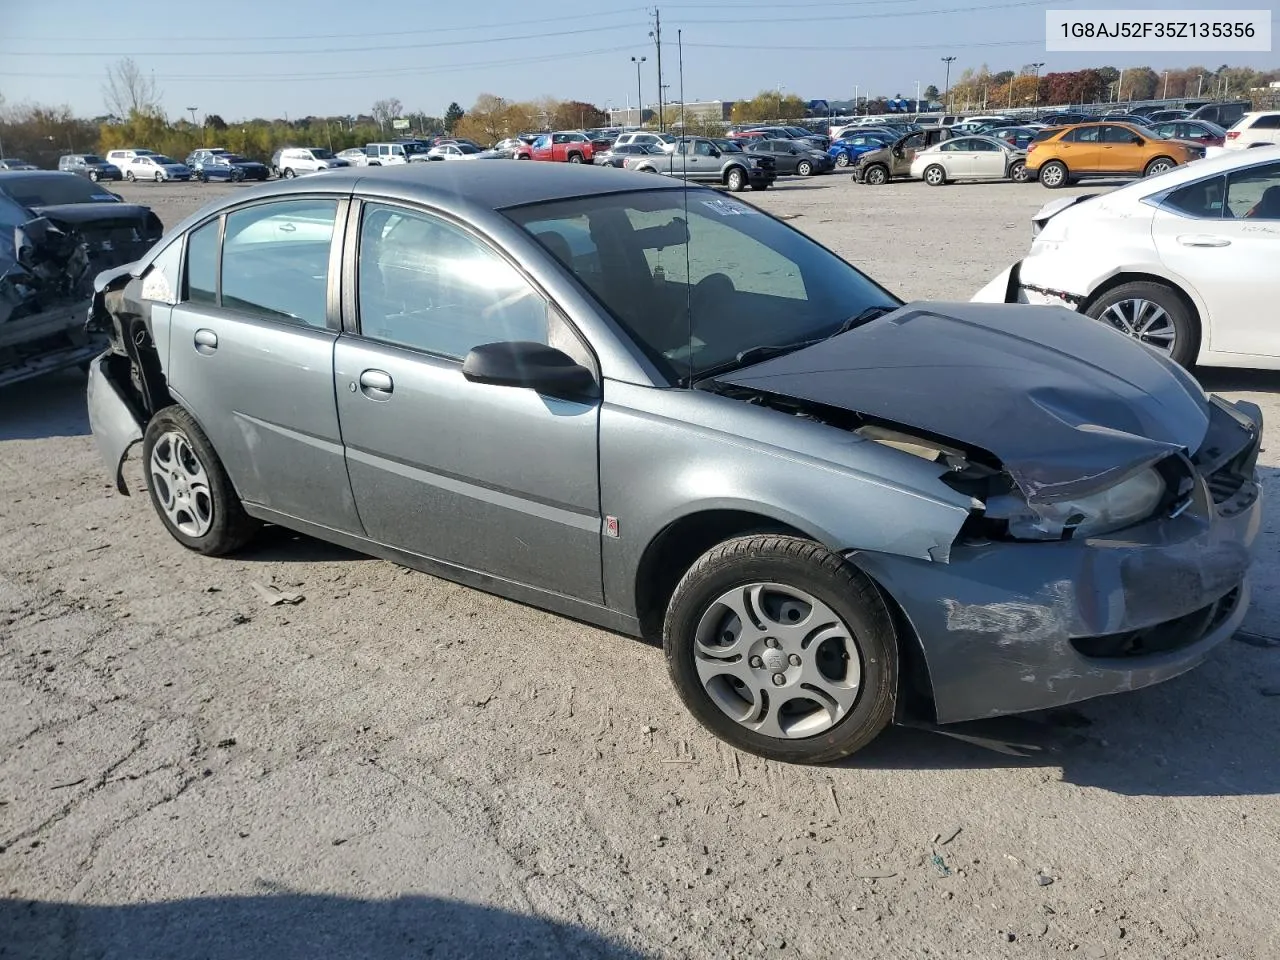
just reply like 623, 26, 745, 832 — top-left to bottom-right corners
985, 468, 1166, 541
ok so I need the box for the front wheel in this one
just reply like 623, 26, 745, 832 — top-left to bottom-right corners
1009, 161, 1030, 183
283, 167, 296, 179
726, 167, 748, 192
154, 171, 164, 182
125, 171, 135, 182
797, 159, 813, 177
664, 535, 897, 764
1144, 156, 1175, 177
834, 153, 850, 168
142, 406, 260, 556
923, 164, 947, 186
1039, 160, 1068, 188
1084, 280, 1199, 368
863, 164, 888, 186
567, 153, 582, 164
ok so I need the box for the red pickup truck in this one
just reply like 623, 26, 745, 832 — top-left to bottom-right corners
523, 131, 595, 163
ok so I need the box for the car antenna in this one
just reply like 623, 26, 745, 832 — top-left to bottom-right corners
678, 27, 694, 389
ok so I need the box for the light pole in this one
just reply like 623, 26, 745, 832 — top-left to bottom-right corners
941, 56, 956, 113
631, 55, 646, 127
1031, 62, 1044, 107
1196, 73, 1206, 98
853, 84, 859, 116
915, 79, 921, 113
1162, 70, 1169, 100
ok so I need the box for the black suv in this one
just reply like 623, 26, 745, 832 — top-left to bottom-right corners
1189, 101, 1252, 129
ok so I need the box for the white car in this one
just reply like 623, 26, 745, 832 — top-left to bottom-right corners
123, 154, 192, 182
276, 147, 349, 178
336, 148, 369, 167
105, 148, 156, 171
973, 146, 1280, 370
909, 135, 1030, 185
0, 158, 38, 171
1223, 112, 1280, 151
613, 131, 677, 153
426, 143, 483, 160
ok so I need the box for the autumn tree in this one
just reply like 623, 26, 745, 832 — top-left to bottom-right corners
550, 100, 607, 130
730, 90, 807, 124
1123, 66, 1160, 101
103, 58, 162, 119
454, 93, 515, 144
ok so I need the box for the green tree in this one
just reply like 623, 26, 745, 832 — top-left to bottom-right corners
730, 90, 807, 123
444, 102, 465, 133
923, 85, 940, 102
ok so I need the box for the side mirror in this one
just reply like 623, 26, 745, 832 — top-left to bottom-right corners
462, 342, 598, 401
709, 147, 721, 157
1131, 136, 1144, 145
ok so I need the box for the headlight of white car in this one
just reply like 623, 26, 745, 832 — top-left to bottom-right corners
985, 468, 1166, 541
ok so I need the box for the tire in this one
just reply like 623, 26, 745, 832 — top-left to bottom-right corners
1009, 160, 1030, 183
1143, 156, 1175, 177
125, 171, 135, 182
567, 152, 582, 164
863, 164, 888, 186
154, 171, 164, 182
797, 159, 813, 177
88, 170, 100, 182
142, 406, 260, 556
1039, 160, 1068, 188
923, 164, 947, 186
726, 167, 748, 192
284, 167, 296, 179
1084, 280, 1199, 368
834, 153, 850, 168
664, 535, 897, 764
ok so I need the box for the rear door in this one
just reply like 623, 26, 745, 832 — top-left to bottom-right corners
1153, 160, 1280, 358
332, 199, 604, 600
1054, 125, 1102, 172
166, 196, 363, 532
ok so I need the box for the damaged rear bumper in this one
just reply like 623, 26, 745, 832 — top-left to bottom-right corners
86, 352, 144, 494
855, 402, 1265, 725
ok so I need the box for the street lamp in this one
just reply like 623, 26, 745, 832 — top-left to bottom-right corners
915, 79, 921, 114
1031, 62, 1044, 107
1162, 70, 1170, 100
631, 55, 646, 128
941, 56, 956, 113
1196, 73, 1206, 98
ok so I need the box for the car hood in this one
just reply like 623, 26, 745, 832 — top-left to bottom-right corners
27, 202, 155, 226
718, 301, 1210, 503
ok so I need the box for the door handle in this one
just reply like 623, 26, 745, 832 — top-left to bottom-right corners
194, 328, 218, 354
279, 222, 296, 233
1177, 235, 1231, 247
357, 369, 393, 399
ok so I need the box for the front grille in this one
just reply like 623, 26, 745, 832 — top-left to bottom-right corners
1070, 587, 1240, 659
1205, 464, 1246, 504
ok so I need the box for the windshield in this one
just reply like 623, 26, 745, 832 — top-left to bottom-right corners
403, 142, 430, 154
506, 189, 898, 383
83, 155, 106, 164
458, 144, 481, 154
0, 174, 119, 208
310, 148, 335, 159
152, 155, 179, 165
224, 155, 249, 163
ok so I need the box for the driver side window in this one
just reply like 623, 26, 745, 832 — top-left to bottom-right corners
356, 202, 551, 360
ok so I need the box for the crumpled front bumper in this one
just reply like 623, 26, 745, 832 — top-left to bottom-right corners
854, 400, 1265, 725
86, 352, 144, 495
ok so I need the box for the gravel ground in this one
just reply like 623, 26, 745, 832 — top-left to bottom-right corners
2, 172, 1277, 960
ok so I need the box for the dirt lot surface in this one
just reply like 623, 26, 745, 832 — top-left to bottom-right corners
3, 173, 1278, 960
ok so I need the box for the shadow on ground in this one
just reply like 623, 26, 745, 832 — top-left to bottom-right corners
0, 369, 90, 441
0, 893, 650, 960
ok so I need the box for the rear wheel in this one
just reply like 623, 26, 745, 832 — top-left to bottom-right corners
283, 167, 296, 179
1039, 160, 1068, 188
834, 153, 850, 168
1009, 160, 1030, 183
142, 406, 260, 556
125, 171, 135, 182
923, 164, 947, 186
863, 164, 888, 186
664, 535, 897, 764
154, 171, 164, 182
567, 152, 583, 164
1084, 280, 1199, 368
88, 170, 100, 182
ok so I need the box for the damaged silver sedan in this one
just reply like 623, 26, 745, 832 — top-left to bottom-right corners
85, 165, 1263, 763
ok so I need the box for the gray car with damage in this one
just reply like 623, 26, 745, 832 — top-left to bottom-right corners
84, 163, 1263, 764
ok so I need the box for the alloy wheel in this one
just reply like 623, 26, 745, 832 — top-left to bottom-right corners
149, 431, 214, 538
1099, 298, 1177, 355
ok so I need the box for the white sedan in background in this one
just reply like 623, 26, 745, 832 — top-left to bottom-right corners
909, 135, 1031, 185
973, 147, 1280, 369
336, 148, 369, 167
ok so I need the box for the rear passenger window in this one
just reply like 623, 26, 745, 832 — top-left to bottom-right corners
1162, 176, 1226, 218
1226, 162, 1280, 219
220, 199, 337, 327
185, 219, 219, 305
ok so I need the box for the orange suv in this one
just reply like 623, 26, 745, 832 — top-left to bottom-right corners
1026, 122, 1205, 188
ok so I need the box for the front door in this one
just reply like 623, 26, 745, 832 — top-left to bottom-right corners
1098, 124, 1145, 173
333, 200, 604, 601
1153, 159, 1280, 358
166, 196, 364, 533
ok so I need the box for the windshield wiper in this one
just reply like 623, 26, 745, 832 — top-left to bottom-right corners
829, 304, 899, 338
688, 339, 822, 386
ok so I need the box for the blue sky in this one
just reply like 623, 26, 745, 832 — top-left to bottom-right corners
1, 0, 1274, 120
